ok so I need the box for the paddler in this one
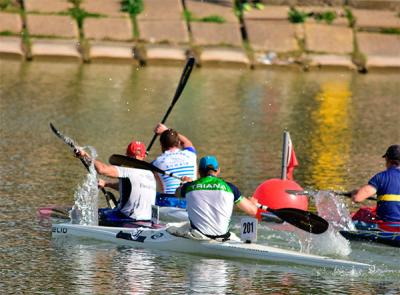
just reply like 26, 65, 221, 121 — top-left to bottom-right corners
76, 140, 156, 223
152, 123, 197, 206
352, 144, 400, 222
176, 155, 259, 240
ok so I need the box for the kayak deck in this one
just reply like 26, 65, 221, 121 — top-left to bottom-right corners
52, 223, 373, 271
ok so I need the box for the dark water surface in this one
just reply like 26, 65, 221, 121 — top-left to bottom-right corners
1, 60, 399, 294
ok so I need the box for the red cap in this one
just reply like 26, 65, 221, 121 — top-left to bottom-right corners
126, 141, 146, 158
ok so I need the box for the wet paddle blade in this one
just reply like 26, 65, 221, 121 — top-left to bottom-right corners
109, 154, 164, 174
50, 122, 117, 208
146, 56, 195, 153
269, 208, 329, 234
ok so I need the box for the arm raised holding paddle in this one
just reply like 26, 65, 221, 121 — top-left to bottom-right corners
151, 124, 197, 195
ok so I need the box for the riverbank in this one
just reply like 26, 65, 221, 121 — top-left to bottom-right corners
1, 0, 399, 72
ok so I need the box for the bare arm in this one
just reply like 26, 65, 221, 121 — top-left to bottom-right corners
77, 150, 119, 178
352, 184, 377, 202
154, 123, 194, 149
98, 179, 119, 191
177, 132, 194, 149
236, 197, 258, 217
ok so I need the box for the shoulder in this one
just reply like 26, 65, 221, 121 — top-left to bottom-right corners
225, 181, 242, 202
225, 181, 240, 192
182, 147, 196, 154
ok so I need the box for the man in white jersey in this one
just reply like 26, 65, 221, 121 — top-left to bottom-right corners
152, 123, 197, 206
179, 155, 259, 240
77, 140, 156, 223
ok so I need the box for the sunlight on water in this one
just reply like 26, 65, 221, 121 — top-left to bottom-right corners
70, 146, 99, 226
309, 81, 352, 189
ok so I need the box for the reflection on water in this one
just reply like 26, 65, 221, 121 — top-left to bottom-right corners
1, 60, 400, 293
309, 81, 352, 190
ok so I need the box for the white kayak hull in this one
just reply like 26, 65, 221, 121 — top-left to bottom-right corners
52, 223, 373, 270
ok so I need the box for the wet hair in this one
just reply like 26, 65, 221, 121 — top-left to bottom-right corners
160, 128, 180, 150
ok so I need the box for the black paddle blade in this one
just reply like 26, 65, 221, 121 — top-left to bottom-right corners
109, 154, 165, 174
49, 122, 78, 150
146, 56, 195, 153
169, 56, 195, 108
269, 208, 329, 234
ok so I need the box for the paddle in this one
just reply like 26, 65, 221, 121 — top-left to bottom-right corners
286, 189, 377, 201
109, 154, 183, 180
257, 204, 329, 234
49, 123, 118, 208
146, 56, 196, 153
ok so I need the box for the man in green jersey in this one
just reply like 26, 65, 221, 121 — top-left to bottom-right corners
179, 155, 259, 240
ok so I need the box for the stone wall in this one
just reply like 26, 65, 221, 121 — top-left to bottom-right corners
0, 0, 399, 72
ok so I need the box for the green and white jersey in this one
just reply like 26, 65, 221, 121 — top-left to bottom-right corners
182, 176, 243, 236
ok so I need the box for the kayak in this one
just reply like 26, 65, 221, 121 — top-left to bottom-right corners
52, 222, 373, 270
339, 207, 400, 247
339, 230, 400, 247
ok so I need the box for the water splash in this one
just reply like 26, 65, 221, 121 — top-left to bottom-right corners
310, 190, 354, 256
314, 191, 355, 231
70, 146, 99, 225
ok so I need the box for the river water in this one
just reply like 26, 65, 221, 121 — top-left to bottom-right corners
1, 60, 399, 294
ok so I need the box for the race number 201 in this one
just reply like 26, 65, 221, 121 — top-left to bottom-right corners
240, 217, 257, 242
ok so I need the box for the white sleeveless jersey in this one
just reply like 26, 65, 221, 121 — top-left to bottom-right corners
152, 148, 197, 194
182, 176, 243, 236
115, 166, 156, 220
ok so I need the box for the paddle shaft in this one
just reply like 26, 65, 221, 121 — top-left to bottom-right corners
109, 154, 183, 180
146, 57, 195, 153
286, 189, 376, 201
49, 123, 117, 208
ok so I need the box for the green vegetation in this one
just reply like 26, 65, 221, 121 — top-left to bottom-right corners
288, 7, 309, 23
313, 11, 336, 24
120, 0, 143, 39
0, 0, 20, 12
184, 10, 225, 23
288, 7, 337, 24
67, 7, 101, 29
0, 30, 13, 36
344, 8, 355, 27
0, 0, 11, 10
381, 28, 400, 35
121, 0, 144, 16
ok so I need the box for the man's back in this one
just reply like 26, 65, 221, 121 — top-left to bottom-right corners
370, 167, 400, 221
153, 148, 197, 194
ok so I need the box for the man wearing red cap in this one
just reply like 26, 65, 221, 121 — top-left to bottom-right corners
352, 144, 400, 222
77, 140, 156, 223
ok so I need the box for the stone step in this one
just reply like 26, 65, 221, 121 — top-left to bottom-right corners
30, 38, 81, 61
24, 0, 71, 13
0, 12, 22, 34
0, 36, 24, 59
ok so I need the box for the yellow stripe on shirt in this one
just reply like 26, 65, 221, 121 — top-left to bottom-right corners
378, 194, 400, 201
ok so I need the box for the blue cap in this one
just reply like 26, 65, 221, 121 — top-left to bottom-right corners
199, 155, 219, 172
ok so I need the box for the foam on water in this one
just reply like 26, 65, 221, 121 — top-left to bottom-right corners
70, 146, 99, 225
310, 191, 354, 256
